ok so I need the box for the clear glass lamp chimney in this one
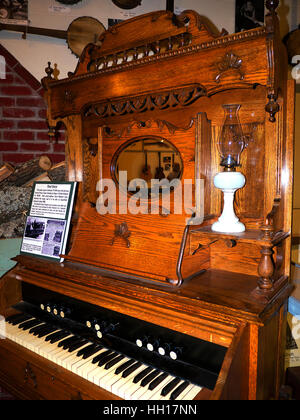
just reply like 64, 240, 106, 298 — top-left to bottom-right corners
217, 104, 245, 171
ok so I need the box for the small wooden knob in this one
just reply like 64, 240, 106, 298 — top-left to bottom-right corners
266, 0, 279, 12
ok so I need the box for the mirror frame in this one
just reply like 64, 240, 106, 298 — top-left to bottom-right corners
110, 135, 184, 198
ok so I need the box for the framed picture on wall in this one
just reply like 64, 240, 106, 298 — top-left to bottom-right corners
235, 0, 265, 33
0, 0, 28, 24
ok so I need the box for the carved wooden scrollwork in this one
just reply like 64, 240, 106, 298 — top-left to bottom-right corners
84, 84, 206, 119
82, 138, 98, 202
85, 137, 98, 157
104, 118, 195, 139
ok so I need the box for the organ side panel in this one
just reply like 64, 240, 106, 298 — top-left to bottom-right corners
0, 2, 294, 400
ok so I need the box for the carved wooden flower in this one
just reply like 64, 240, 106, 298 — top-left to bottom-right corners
218, 52, 243, 72
215, 52, 244, 83
111, 222, 131, 248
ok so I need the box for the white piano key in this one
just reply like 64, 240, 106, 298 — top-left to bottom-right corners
40, 336, 76, 362
130, 371, 163, 400
7, 322, 43, 347
180, 385, 203, 400
110, 364, 147, 397
121, 367, 154, 400
91, 359, 122, 386
144, 375, 175, 400
89, 353, 119, 385
158, 379, 185, 401
172, 383, 194, 400
98, 357, 131, 390
61, 343, 93, 369
81, 349, 110, 379
72, 349, 107, 375
105, 362, 142, 393
54, 342, 89, 367
36, 333, 73, 355
32, 330, 65, 353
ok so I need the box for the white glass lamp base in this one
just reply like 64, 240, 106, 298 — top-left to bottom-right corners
212, 171, 246, 233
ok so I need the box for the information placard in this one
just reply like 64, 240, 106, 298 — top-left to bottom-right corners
21, 182, 77, 262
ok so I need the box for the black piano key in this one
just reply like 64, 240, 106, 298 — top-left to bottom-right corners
18, 319, 42, 330
133, 366, 153, 384
170, 381, 190, 400
140, 370, 161, 387
161, 377, 181, 397
105, 355, 125, 370
37, 326, 58, 338
92, 350, 112, 364
77, 344, 97, 358
122, 361, 142, 378
115, 359, 136, 375
63, 337, 83, 350
58, 335, 76, 348
46, 331, 69, 343
98, 352, 119, 367
68, 339, 90, 353
148, 372, 169, 391
81, 345, 103, 360
6, 313, 31, 325
5, 313, 22, 323
77, 343, 94, 357
29, 323, 47, 335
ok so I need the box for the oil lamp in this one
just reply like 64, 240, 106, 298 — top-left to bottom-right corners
212, 104, 246, 233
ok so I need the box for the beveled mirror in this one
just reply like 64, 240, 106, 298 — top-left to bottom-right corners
112, 136, 183, 195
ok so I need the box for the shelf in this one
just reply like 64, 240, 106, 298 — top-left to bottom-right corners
189, 225, 290, 247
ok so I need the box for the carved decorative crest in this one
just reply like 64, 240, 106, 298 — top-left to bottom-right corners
215, 52, 244, 83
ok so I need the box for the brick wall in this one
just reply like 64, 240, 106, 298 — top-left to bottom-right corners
0, 44, 65, 166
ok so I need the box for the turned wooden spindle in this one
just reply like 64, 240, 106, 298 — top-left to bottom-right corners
265, 93, 280, 123
258, 247, 275, 290
258, 224, 275, 291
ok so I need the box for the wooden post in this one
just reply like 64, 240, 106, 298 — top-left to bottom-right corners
258, 225, 275, 291
166, 0, 174, 12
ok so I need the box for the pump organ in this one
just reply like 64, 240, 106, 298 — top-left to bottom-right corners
0, 1, 296, 400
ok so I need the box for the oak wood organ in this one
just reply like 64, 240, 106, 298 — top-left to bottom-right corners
0, 0, 295, 400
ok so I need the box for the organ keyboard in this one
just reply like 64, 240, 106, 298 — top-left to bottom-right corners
2, 283, 225, 400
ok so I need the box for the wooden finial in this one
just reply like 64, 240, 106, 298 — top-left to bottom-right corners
45, 62, 54, 79
266, 0, 279, 13
265, 93, 280, 123
47, 125, 56, 142
41, 62, 54, 90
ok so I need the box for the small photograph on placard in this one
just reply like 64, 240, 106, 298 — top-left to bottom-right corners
24, 217, 46, 240
42, 219, 66, 258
